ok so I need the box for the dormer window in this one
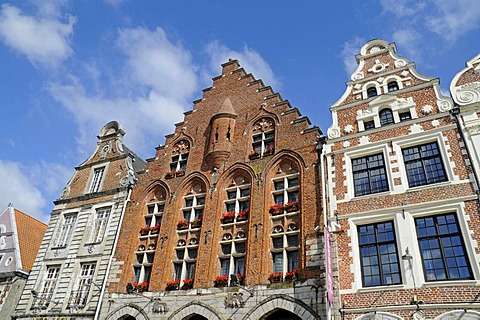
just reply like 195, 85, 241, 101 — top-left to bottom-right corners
170, 140, 190, 174
379, 109, 394, 126
387, 81, 399, 92
367, 87, 378, 98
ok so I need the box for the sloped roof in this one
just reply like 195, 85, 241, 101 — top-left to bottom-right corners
14, 209, 47, 271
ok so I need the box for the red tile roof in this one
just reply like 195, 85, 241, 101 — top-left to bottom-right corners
14, 209, 47, 271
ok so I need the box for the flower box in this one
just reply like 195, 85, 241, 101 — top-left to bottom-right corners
269, 204, 284, 215
263, 146, 275, 156
248, 150, 260, 160
177, 219, 189, 230
214, 275, 229, 287
132, 281, 148, 292
237, 274, 245, 285
176, 170, 185, 177
150, 224, 161, 234
284, 270, 298, 282
181, 278, 194, 290
268, 272, 283, 283
190, 218, 202, 229
237, 210, 248, 221
165, 171, 176, 179
139, 226, 150, 236
221, 212, 235, 224
284, 201, 299, 213
166, 280, 180, 291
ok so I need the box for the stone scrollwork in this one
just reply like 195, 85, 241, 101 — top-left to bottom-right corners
454, 82, 480, 104
437, 99, 453, 112
353, 71, 364, 80
344, 124, 354, 133
327, 126, 341, 139
225, 293, 245, 308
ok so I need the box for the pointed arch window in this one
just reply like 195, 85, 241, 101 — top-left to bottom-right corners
169, 140, 190, 177
250, 118, 275, 159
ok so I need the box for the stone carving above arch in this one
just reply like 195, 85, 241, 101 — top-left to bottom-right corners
168, 301, 221, 320
172, 140, 190, 155
355, 311, 403, 320
242, 294, 319, 320
252, 117, 275, 133
434, 310, 480, 320
105, 304, 149, 320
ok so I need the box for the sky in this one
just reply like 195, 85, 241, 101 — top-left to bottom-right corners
0, 0, 479, 222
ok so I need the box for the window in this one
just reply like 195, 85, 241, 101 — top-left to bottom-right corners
89, 167, 105, 193
415, 213, 472, 281
54, 214, 77, 248
358, 221, 401, 287
364, 120, 375, 131
379, 109, 394, 126
218, 235, 247, 284
387, 81, 399, 92
399, 111, 412, 122
145, 200, 165, 234
34, 266, 60, 308
170, 140, 190, 172
352, 153, 389, 196
223, 181, 250, 224
182, 192, 205, 227
251, 118, 275, 158
272, 175, 299, 205
69, 263, 96, 308
89, 208, 110, 244
173, 241, 197, 282
367, 87, 378, 98
402, 142, 447, 188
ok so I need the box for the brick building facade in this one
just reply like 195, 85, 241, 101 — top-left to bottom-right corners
13, 121, 145, 319
100, 60, 325, 320
324, 39, 480, 319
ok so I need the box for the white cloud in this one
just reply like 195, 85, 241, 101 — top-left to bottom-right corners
426, 0, 480, 42
0, 160, 47, 222
48, 27, 198, 157
0, 3, 75, 68
205, 41, 281, 89
379, 0, 426, 17
340, 37, 365, 76
392, 29, 423, 62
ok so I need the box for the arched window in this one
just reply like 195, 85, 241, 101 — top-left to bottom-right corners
169, 140, 190, 175
218, 175, 250, 285
367, 86, 378, 98
269, 160, 300, 279
250, 118, 275, 159
173, 182, 205, 287
387, 81, 399, 92
133, 188, 167, 289
379, 108, 394, 126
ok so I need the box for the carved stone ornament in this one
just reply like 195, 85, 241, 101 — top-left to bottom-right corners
253, 118, 275, 132
343, 141, 351, 148
60, 186, 70, 199
466, 122, 480, 135
394, 59, 407, 68
152, 298, 168, 314
437, 99, 453, 112
100, 143, 110, 159
368, 59, 389, 73
422, 105, 433, 115
411, 310, 426, 320
327, 126, 341, 139
368, 46, 383, 54
431, 120, 440, 128
353, 71, 364, 80
344, 124, 354, 133
173, 140, 190, 155
454, 82, 480, 104
225, 293, 245, 308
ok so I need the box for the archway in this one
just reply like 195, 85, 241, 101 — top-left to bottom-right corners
118, 316, 136, 320
264, 309, 302, 320
184, 315, 208, 320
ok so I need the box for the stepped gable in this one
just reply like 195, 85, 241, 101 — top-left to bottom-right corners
327, 39, 452, 140
451, 53, 480, 106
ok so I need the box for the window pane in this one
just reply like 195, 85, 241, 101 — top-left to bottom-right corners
353, 153, 389, 196
272, 253, 283, 273
403, 142, 447, 187
235, 242, 246, 254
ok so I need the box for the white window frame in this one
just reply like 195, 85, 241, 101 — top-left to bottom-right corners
343, 145, 392, 201
88, 208, 111, 244
69, 262, 96, 308
54, 213, 77, 248
224, 183, 250, 222
34, 266, 61, 309
89, 166, 106, 193
271, 173, 300, 205
393, 132, 454, 192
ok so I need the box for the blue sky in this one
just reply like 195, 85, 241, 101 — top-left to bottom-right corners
0, 0, 479, 222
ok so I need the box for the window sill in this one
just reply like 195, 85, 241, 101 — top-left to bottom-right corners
356, 284, 404, 293
421, 279, 478, 287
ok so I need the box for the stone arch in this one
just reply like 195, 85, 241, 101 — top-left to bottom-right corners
105, 304, 149, 320
354, 312, 403, 320
434, 310, 480, 320
168, 301, 221, 320
99, 120, 124, 138
243, 294, 319, 320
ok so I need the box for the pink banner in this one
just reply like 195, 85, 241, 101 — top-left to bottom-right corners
325, 227, 334, 305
